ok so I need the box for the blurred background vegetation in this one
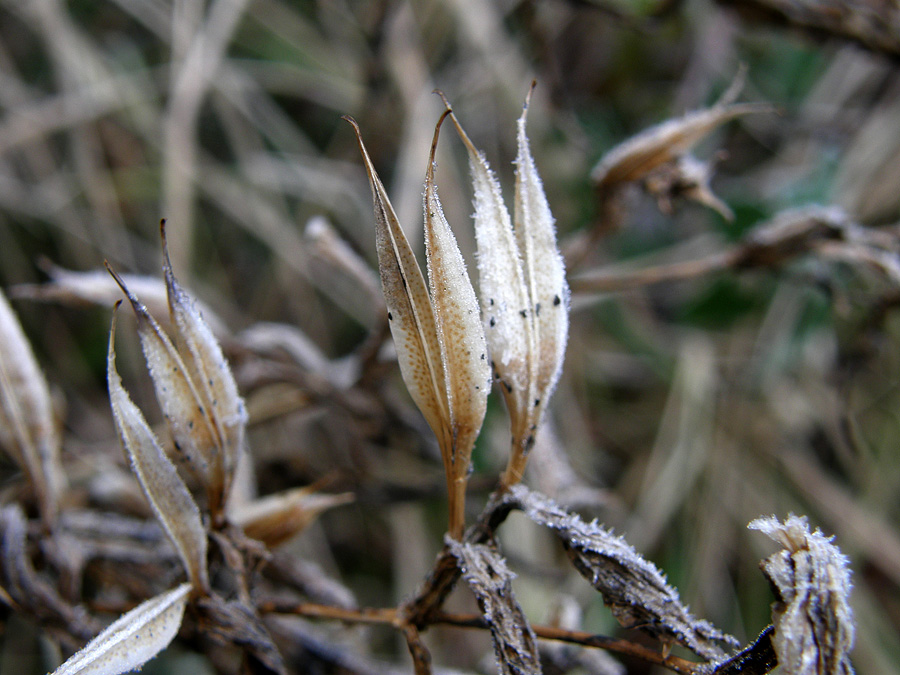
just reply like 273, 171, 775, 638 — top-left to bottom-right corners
1, 0, 899, 673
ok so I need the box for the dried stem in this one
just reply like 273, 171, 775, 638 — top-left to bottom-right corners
257, 598, 733, 675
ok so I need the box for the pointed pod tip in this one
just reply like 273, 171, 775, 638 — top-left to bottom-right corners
433, 89, 452, 113
105, 261, 149, 321
524, 80, 537, 110
341, 115, 361, 134
427, 109, 453, 181
160, 220, 176, 281
104, 261, 131, 299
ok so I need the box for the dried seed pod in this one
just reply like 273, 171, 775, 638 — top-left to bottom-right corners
106, 234, 248, 522
443, 87, 569, 487
443, 104, 534, 465
347, 114, 489, 538
749, 515, 855, 675
591, 71, 771, 221
50, 583, 191, 675
107, 264, 214, 494
591, 101, 770, 188
161, 222, 248, 516
0, 287, 64, 525
230, 487, 354, 548
108, 307, 209, 592
424, 112, 491, 534
345, 116, 450, 450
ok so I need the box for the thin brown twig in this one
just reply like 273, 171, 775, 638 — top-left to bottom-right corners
402, 623, 433, 675
257, 600, 399, 626
258, 598, 713, 675
430, 611, 704, 675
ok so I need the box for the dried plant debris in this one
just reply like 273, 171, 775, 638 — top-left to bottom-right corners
442, 86, 569, 487
448, 537, 541, 675
108, 307, 210, 593
0, 287, 64, 524
50, 583, 191, 675
0, 504, 98, 640
749, 515, 855, 675
196, 594, 287, 675
507, 485, 738, 661
347, 114, 490, 538
712, 626, 778, 675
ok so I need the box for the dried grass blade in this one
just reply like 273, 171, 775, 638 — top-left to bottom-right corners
448, 537, 541, 675
509, 485, 737, 660
108, 308, 209, 592
50, 583, 191, 675
161, 221, 247, 512
106, 263, 215, 492
0, 288, 63, 524
424, 111, 490, 535
344, 117, 451, 455
11, 264, 228, 336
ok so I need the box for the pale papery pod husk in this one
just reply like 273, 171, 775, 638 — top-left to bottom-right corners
444, 108, 535, 459
230, 487, 354, 548
345, 117, 451, 452
591, 101, 771, 188
108, 309, 209, 592
107, 266, 215, 493
50, 583, 191, 675
161, 223, 248, 511
447, 537, 541, 675
749, 515, 855, 675
424, 113, 491, 492
509, 93, 570, 483
0, 287, 64, 524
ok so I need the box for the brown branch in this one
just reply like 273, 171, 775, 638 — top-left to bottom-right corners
258, 596, 765, 675
260, 595, 724, 675
431, 611, 704, 675
401, 487, 516, 627
257, 599, 398, 626
402, 623, 433, 675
